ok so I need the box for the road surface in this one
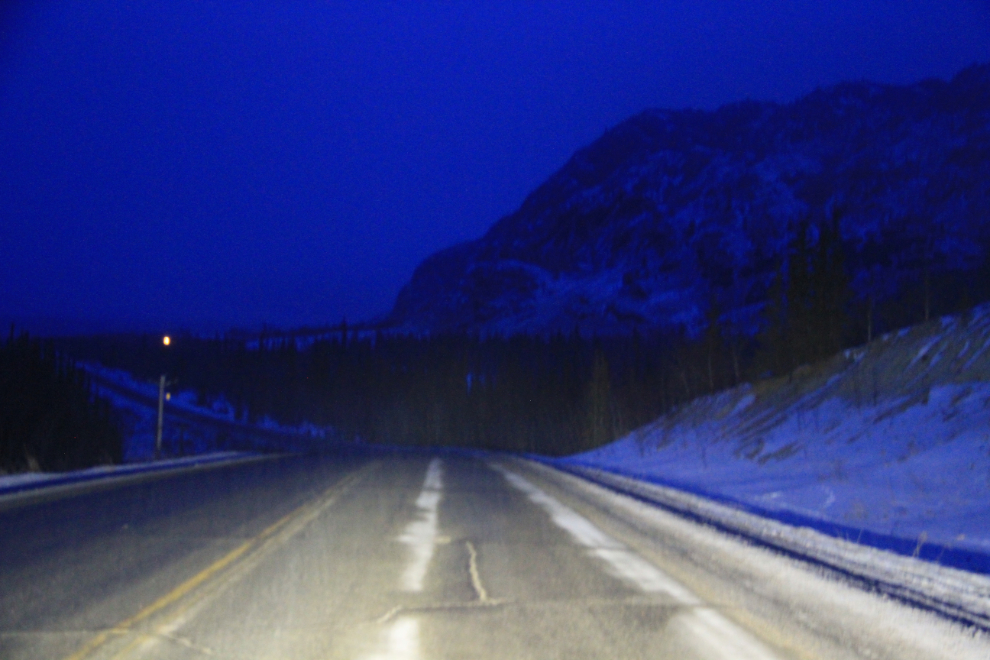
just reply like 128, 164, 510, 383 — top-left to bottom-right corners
1, 452, 985, 659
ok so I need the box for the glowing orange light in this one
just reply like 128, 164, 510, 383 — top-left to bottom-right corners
163, 336, 171, 346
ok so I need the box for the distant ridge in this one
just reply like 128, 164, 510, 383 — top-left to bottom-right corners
390, 63, 990, 337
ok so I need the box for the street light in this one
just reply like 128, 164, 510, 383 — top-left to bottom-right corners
156, 336, 177, 460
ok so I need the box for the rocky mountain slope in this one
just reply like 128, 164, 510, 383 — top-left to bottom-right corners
390, 64, 990, 336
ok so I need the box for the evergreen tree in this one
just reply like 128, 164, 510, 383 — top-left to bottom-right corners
755, 262, 788, 377
703, 298, 727, 393
812, 208, 850, 357
584, 350, 614, 450
0, 333, 122, 472
756, 211, 850, 377
787, 218, 814, 368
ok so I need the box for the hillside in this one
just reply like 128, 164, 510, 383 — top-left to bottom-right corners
391, 64, 990, 337
565, 304, 990, 559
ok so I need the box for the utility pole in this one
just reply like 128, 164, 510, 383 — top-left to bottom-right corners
155, 373, 178, 459
156, 375, 166, 459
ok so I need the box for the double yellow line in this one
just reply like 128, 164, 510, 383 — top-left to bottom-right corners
63, 462, 377, 660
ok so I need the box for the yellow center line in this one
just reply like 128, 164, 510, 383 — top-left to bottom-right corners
62, 462, 376, 660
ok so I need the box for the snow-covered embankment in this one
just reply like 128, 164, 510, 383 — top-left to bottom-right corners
565, 305, 990, 575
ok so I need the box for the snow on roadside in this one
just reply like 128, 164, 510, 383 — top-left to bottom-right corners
83, 362, 333, 461
0, 452, 255, 495
85, 361, 331, 437
84, 362, 239, 423
565, 304, 990, 564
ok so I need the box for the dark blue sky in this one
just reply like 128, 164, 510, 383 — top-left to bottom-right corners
2, 1, 989, 334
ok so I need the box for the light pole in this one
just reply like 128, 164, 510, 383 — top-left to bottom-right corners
155, 336, 177, 460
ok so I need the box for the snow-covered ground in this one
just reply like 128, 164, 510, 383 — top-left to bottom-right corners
0, 452, 257, 496
564, 305, 990, 569
84, 363, 332, 461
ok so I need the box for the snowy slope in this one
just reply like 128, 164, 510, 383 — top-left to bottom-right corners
83, 364, 333, 461
565, 304, 990, 564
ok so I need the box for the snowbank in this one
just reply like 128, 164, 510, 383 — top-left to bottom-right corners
83, 363, 333, 461
564, 305, 990, 571
0, 452, 259, 498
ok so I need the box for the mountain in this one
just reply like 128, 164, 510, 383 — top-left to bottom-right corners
390, 64, 990, 337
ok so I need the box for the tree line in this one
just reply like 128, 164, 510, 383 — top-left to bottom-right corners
1, 330, 122, 473
60, 327, 751, 456
54, 211, 985, 457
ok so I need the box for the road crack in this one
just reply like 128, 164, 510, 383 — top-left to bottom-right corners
465, 540, 489, 603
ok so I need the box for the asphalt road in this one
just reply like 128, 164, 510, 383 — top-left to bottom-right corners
1, 452, 986, 659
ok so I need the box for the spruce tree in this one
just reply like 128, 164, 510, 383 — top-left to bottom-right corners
584, 350, 614, 450
813, 208, 850, 357
755, 262, 788, 377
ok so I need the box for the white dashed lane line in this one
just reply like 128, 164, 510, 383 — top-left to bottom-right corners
398, 459, 443, 593
490, 462, 781, 660
362, 459, 443, 660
